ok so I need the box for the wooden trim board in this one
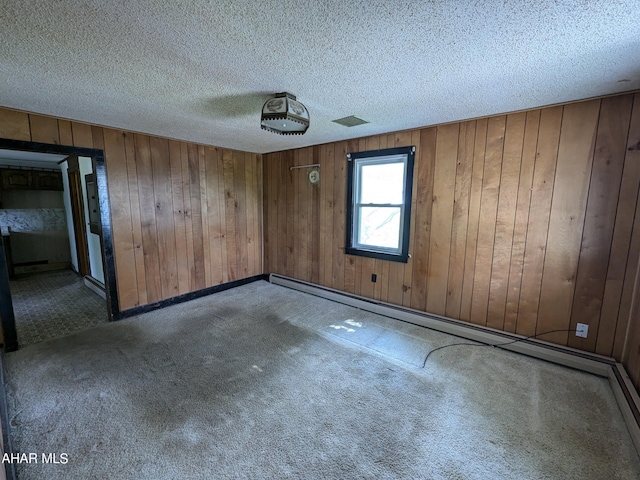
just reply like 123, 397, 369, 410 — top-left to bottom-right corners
114, 274, 268, 320
83, 276, 106, 300
610, 364, 640, 454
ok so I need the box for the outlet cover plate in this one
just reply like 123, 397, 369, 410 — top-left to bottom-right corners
576, 323, 589, 338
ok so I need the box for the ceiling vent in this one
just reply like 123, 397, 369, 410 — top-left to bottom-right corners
332, 115, 369, 127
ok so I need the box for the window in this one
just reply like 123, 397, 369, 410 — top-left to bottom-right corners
345, 146, 415, 263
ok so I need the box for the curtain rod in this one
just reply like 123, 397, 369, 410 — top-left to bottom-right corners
289, 163, 320, 170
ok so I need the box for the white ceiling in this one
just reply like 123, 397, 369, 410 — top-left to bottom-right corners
0, 149, 66, 169
1, 1, 638, 154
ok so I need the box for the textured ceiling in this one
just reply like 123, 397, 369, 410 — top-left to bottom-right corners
0, 149, 66, 169
1, 1, 639, 154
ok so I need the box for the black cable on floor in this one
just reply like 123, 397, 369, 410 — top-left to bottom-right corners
421, 328, 578, 368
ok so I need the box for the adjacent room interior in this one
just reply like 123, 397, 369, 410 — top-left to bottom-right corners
0, 1, 639, 479
0, 151, 108, 347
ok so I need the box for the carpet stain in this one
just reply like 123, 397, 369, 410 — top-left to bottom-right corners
3, 281, 640, 480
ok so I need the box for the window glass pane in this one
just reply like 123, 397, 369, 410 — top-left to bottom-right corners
359, 162, 404, 204
357, 206, 401, 249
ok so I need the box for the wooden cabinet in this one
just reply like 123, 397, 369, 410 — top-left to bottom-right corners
0, 169, 63, 191
35, 171, 64, 191
1, 169, 33, 189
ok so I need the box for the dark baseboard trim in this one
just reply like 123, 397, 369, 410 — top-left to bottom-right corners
113, 274, 269, 320
0, 273, 268, 480
0, 355, 17, 480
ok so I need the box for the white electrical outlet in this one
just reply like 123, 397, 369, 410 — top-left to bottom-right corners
576, 323, 589, 338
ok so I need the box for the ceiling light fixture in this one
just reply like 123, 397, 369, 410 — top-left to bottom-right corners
261, 92, 309, 135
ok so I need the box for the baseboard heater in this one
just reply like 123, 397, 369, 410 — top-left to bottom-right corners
268, 273, 640, 455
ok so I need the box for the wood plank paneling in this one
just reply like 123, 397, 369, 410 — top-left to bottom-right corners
295, 149, 311, 283
445, 121, 475, 318
536, 100, 600, 345
260, 92, 640, 394
625, 266, 640, 386
277, 152, 289, 278
330, 142, 346, 292
240, 153, 256, 283
292, 151, 301, 281
486, 112, 526, 330
71, 122, 93, 148
199, 146, 212, 287
205, 147, 224, 286
29, 114, 59, 144
233, 150, 248, 279
263, 153, 275, 274
615, 188, 640, 361
169, 140, 190, 294
189, 145, 206, 288
504, 110, 540, 332
58, 120, 73, 146
459, 118, 488, 322
618, 199, 640, 363
410, 128, 436, 311
150, 137, 179, 299
598, 93, 640, 357
426, 124, 459, 315
181, 142, 195, 290
0, 109, 30, 141
134, 134, 162, 304
310, 148, 320, 284
284, 151, 295, 279
569, 95, 633, 351
217, 148, 230, 283
91, 126, 105, 151
256, 154, 264, 275
516, 106, 563, 337
470, 116, 506, 325
102, 128, 137, 309
0, 106, 261, 326
123, 132, 147, 306
319, 144, 335, 287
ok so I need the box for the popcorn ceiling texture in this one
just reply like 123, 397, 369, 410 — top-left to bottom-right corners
1, 1, 639, 153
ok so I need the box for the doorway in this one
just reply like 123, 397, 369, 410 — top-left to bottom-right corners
0, 138, 119, 351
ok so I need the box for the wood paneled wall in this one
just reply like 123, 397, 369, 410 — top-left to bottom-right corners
0, 107, 263, 312
263, 93, 640, 392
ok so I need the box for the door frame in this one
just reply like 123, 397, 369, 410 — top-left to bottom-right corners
65, 155, 92, 277
0, 138, 120, 351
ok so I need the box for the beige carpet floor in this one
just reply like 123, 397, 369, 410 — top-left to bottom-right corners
3, 280, 639, 479
10, 269, 107, 347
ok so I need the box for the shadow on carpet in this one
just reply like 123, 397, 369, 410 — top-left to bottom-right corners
3, 281, 639, 479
